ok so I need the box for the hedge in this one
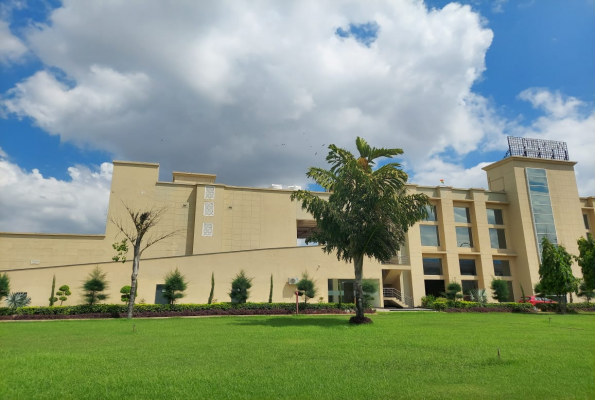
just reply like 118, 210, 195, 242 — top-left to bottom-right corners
423, 297, 534, 312
536, 302, 595, 312
1, 302, 369, 319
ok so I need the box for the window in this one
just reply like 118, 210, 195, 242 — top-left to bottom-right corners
454, 207, 471, 223
456, 227, 473, 248
423, 205, 437, 221
487, 209, 504, 225
327, 279, 333, 290
584, 214, 590, 230
526, 168, 558, 253
489, 228, 507, 249
462, 280, 478, 295
423, 258, 443, 275
493, 260, 511, 276
459, 259, 477, 276
420, 225, 440, 246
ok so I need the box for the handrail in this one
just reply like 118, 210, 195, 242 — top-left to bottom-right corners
383, 287, 414, 308
381, 255, 410, 265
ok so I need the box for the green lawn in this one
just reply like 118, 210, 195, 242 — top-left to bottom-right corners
1, 313, 593, 400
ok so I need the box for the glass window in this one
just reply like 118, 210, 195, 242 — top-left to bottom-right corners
493, 260, 511, 276
527, 174, 548, 186
534, 213, 555, 225
530, 185, 550, 195
487, 209, 504, 225
462, 280, 478, 295
454, 207, 471, 223
489, 228, 507, 249
327, 279, 333, 291
420, 225, 440, 246
456, 227, 473, 248
535, 224, 556, 234
423, 205, 437, 222
459, 259, 477, 276
423, 258, 443, 275
584, 214, 590, 230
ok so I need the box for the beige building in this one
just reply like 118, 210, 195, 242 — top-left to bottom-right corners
1, 140, 593, 308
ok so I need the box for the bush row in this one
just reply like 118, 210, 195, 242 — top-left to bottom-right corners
9, 302, 364, 316
0, 307, 364, 320
536, 302, 595, 312
423, 297, 534, 312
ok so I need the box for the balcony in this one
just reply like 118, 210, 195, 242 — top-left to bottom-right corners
381, 255, 410, 266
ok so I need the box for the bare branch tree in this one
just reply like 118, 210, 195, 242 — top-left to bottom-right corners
109, 200, 184, 318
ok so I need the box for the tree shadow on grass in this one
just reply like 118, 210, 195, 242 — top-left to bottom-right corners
229, 316, 363, 329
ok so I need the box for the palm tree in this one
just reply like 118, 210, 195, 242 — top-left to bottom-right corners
291, 137, 430, 323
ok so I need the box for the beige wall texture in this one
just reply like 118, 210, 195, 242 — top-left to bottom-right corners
0, 156, 592, 307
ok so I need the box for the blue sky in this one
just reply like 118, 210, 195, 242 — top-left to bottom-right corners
0, 0, 594, 233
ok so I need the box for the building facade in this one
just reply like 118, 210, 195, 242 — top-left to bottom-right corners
1, 149, 593, 307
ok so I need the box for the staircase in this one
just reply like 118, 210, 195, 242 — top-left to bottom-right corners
383, 287, 414, 309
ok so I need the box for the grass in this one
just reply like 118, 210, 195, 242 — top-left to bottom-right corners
1, 313, 594, 400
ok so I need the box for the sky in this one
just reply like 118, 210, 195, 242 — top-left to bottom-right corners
0, 0, 594, 234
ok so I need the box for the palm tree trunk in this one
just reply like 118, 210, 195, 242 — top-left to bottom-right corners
127, 244, 141, 319
353, 253, 364, 319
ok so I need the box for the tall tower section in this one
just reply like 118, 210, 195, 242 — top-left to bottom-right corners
482, 137, 585, 294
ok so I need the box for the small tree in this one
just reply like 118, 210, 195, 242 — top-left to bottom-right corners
110, 202, 182, 318
163, 268, 188, 305
297, 272, 318, 304
0, 273, 11, 301
82, 266, 109, 305
208, 272, 215, 304
56, 285, 71, 306
577, 279, 595, 302
268, 273, 273, 303
120, 285, 137, 305
491, 279, 510, 303
48, 275, 57, 306
6, 292, 31, 310
575, 234, 595, 294
442, 281, 463, 300
539, 237, 575, 314
362, 279, 379, 309
229, 270, 252, 303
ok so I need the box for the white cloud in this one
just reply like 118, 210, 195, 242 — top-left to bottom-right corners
410, 158, 493, 189
2, 0, 495, 189
0, 156, 112, 234
0, 19, 27, 64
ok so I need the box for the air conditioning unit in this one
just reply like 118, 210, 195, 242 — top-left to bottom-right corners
288, 277, 300, 285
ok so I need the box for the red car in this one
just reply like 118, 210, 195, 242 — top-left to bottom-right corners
519, 296, 557, 306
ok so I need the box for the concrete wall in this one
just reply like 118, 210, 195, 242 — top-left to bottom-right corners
3, 246, 383, 307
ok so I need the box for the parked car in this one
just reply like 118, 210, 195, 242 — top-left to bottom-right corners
518, 296, 557, 306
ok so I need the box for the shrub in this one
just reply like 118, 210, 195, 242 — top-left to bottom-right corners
362, 279, 379, 309
49, 275, 57, 306
469, 288, 487, 304
429, 299, 533, 313
163, 268, 188, 305
421, 295, 436, 308
6, 292, 32, 310
229, 270, 253, 303
56, 285, 71, 306
296, 272, 317, 304
491, 279, 509, 303
208, 272, 215, 304
82, 266, 109, 305
577, 280, 595, 302
120, 286, 136, 304
0, 273, 10, 301
442, 281, 463, 300
268, 274, 273, 303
